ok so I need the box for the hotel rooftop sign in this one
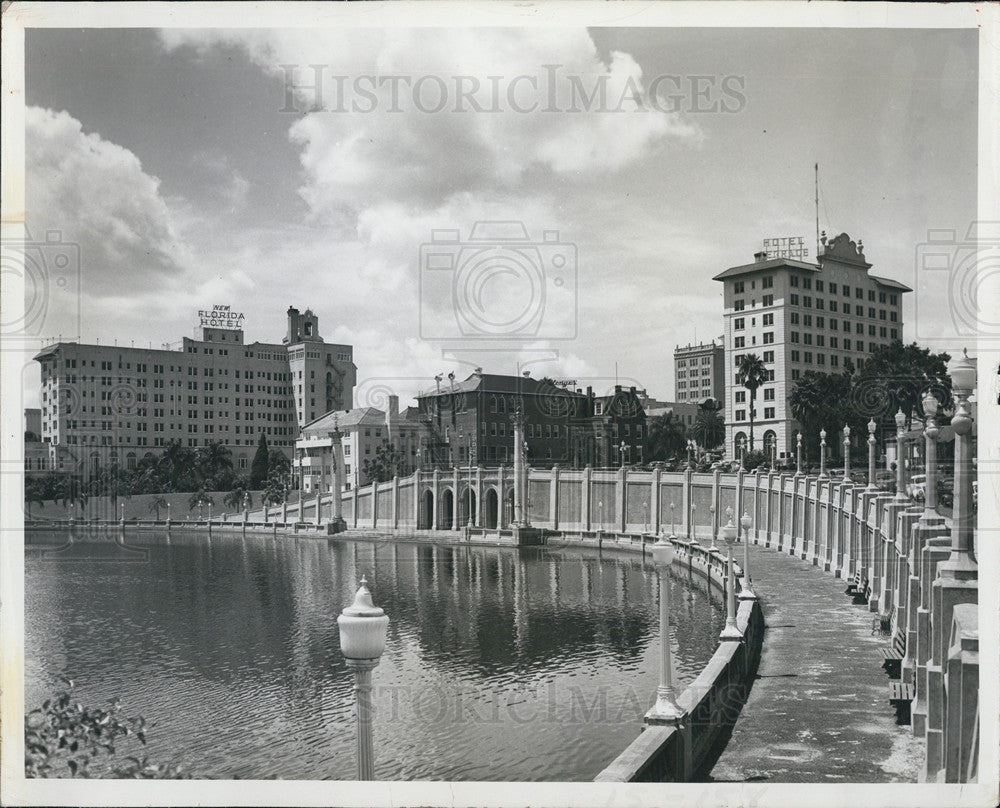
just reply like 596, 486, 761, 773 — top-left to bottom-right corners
199, 304, 246, 330
763, 236, 809, 260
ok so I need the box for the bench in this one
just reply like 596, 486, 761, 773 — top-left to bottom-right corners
845, 570, 870, 604
880, 630, 907, 678
888, 679, 914, 724
871, 610, 892, 636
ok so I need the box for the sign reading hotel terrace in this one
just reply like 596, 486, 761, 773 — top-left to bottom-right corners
763, 236, 809, 260
199, 304, 246, 330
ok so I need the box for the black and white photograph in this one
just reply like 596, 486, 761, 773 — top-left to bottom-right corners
1, 2, 997, 806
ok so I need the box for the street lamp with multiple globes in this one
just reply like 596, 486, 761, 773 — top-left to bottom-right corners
337, 576, 389, 781
942, 349, 977, 574
644, 531, 683, 725
719, 510, 742, 641
739, 511, 755, 599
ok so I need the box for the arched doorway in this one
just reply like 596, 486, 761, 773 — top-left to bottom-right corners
419, 490, 434, 530
762, 430, 777, 463
460, 487, 477, 527
503, 488, 515, 528
484, 488, 499, 528
441, 489, 454, 530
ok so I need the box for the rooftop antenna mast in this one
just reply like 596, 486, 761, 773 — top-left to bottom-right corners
815, 162, 820, 261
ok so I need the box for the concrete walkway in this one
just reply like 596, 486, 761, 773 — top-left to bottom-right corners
709, 543, 924, 783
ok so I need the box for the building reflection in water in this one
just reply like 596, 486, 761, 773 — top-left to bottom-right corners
25, 530, 724, 782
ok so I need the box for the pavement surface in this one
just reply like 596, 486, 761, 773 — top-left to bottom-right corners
709, 543, 924, 783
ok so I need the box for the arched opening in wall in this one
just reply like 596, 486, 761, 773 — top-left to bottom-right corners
762, 430, 777, 462
503, 488, 514, 528
484, 488, 499, 529
441, 489, 454, 529
459, 487, 477, 527
419, 489, 434, 530
734, 431, 748, 456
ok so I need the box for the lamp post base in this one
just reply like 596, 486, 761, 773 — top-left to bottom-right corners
719, 622, 743, 642
644, 698, 684, 726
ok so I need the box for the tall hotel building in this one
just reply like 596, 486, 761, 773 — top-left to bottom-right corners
32, 307, 356, 474
714, 232, 910, 459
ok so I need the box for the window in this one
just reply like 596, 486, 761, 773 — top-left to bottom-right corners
762, 313, 773, 326
817, 335, 825, 347
803, 296, 812, 308
815, 280, 824, 292
734, 317, 745, 330
880, 326, 888, 338
803, 333, 812, 345
856, 322, 864, 334
890, 310, 898, 322
763, 388, 775, 401
879, 309, 887, 320
790, 275, 800, 287
868, 307, 876, 318
791, 369, 801, 380
816, 298, 824, 310
890, 294, 898, 305
804, 351, 813, 363
734, 281, 745, 293
891, 328, 898, 340
764, 407, 775, 419
790, 331, 800, 343
830, 300, 838, 313
829, 282, 837, 294
763, 350, 774, 362
736, 409, 746, 422
762, 294, 774, 306
868, 290, 876, 302
816, 316, 825, 328
762, 276, 773, 289
843, 338, 852, 351
830, 336, 838, 349
790, 312, 799, 325
843, 285, 851, 298
830, 319, 838, 331
735, 391, 746, 403
803, 277, 812, 290
790, 293, 799, 305
804, 314, 813, 327
791, 350, 800, 362
879, 291, 887, 303
734, 336, 745, 348
763, 332, 774, 344
831, 355, 839, 368
869, 324, 877, 336
734, 299, 745, 311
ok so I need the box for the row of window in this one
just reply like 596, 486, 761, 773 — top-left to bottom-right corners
676, 356, 714, 367
54, 358, 292, 381
734, 407, 775, 422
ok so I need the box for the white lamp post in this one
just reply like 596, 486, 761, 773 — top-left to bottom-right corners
337, 577, 389, 781
921, 391, 941, 523
842, 425, 851, 483
795, 432, 803, 477
120, 502, 125, 524
739, 511, 755, 599
689, 501, 697, 543
942, 350, 977, 574
619, 440, 627, 469
166, 501, 171, 524
867, 418, 878, 490
719, 511, 742, 640
708, 504, 718, 552
819, 429, 828, 479
644, 533, 683, 725
894, 408, 908, 502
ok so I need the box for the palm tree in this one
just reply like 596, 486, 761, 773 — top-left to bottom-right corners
692, 405, 725, 450
188, 489, 215, 517
224, 487, 250, 512
645, 412, 687, 461
196, 441, 233, 487
158, 441, 198, 491
148, 496, 168, 520
736, 353, 768, 451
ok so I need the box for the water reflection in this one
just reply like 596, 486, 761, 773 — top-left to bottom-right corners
25, 530, 723, 781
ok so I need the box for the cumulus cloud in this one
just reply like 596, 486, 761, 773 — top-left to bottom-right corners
26, 106, 192, 296
158, 28, 700, 223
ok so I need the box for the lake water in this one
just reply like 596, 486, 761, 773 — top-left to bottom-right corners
25, 529, 724, 781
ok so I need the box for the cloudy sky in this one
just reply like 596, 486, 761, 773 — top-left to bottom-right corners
22, 25, 978, 409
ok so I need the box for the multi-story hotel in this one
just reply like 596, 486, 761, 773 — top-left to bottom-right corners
32, 306, 356, 477
714, 232, 910, 459
674, 340, 725, 405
